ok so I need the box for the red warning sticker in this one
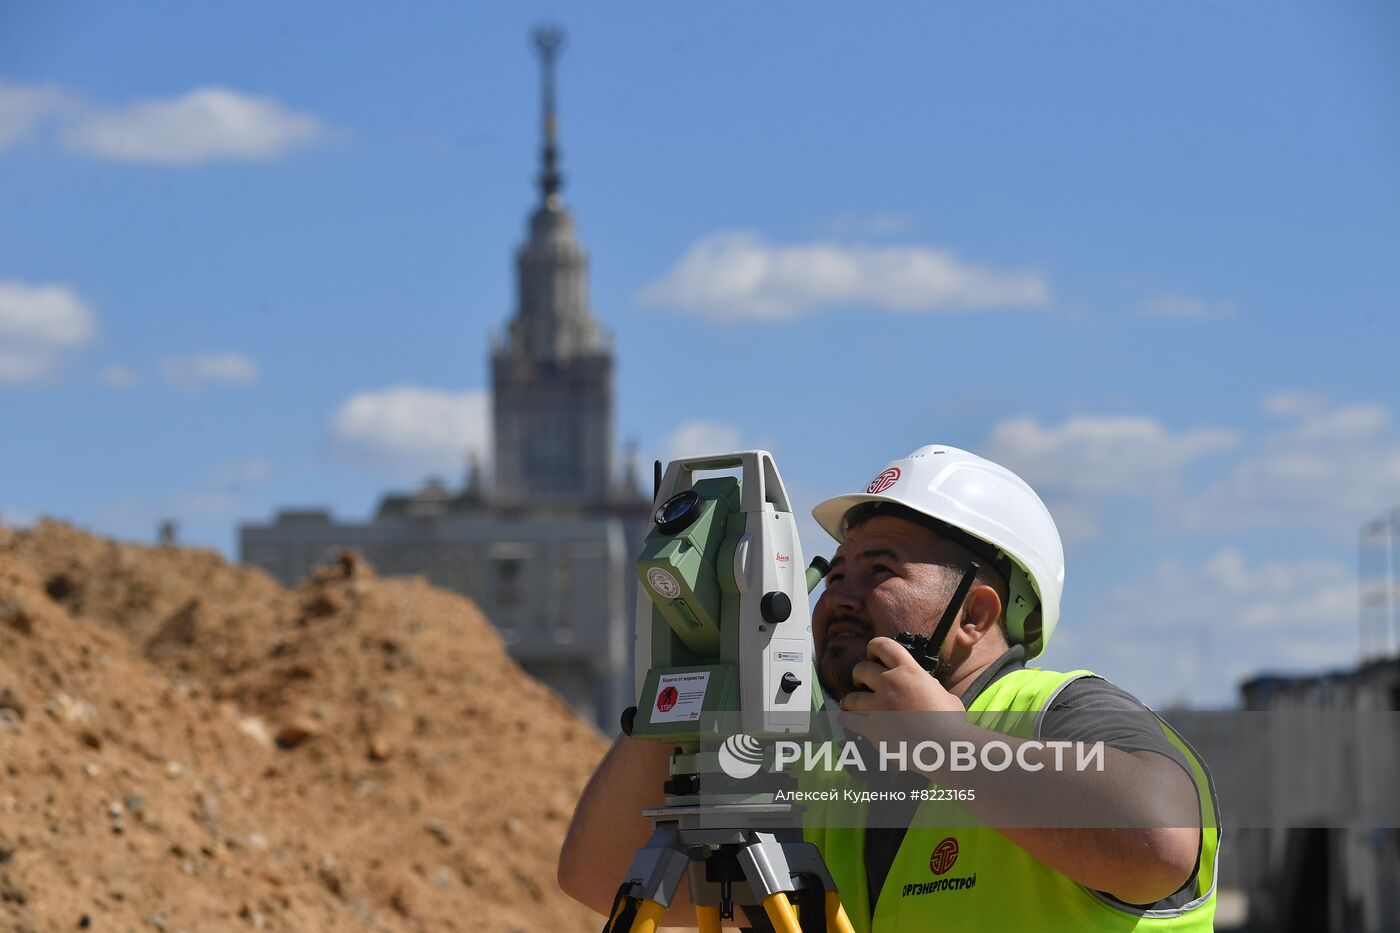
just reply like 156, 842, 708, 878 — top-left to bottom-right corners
650, 671, 711, 724
867, 467, 901, 495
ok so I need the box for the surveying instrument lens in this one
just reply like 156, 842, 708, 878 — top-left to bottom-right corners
655, 490, 702, 534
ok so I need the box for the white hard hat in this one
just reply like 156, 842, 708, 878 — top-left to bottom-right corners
812, 445, 1065, 659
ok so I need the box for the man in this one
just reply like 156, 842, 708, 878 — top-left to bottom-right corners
560, 445, 1218, 930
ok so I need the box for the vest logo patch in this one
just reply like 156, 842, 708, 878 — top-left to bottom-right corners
904, 839, 975, 899
929, 837, 959, 875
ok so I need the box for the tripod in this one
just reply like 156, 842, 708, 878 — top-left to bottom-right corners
601, 802, 857, 933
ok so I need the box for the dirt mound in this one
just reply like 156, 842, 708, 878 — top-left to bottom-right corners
0, 519, 611, 932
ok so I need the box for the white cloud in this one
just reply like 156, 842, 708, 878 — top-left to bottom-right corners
0, 281, 98, 384
661, 421, 745, 462
1068, 549, 1358, 706
640, 231, 1050, 320
1135, 295, 1235, 320
1184, 396, 1400, 535
979, 414, 1237, 548
983, 414, 1238, 498
161, 352, 259, 390
980, 398, 1400, 544
1288, 402, 1388, 443
99, 364, 139, 387
1110, 550, 1354, 631
1260, 390, 1326, 419
1035, 499, 1103, 548
0, 82, 74, 151
208, 458, 274, 488
63, 85, 324, 165
956, 399, 1395, 702
0, 282, 96, 345
330, 385, 491, 475
65, 86, 325, 164
0, 80, 327, 165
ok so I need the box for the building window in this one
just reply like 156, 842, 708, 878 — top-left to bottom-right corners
494, 557, 523, 609
443, 547, 473, 594
489, 542, 535, 632
561, 541, 606, 642
554, 550, 573, 640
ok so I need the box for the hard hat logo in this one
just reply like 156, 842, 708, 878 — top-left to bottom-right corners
866, 468, 901, 495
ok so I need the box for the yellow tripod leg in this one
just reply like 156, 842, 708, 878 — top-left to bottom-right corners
761, 892, 804, 933
601, 893, 633, 933
694, 905, 723, 933
825, 891, 857, 933
627, 899, 669, 933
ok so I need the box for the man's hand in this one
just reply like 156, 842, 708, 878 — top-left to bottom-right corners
838, 636, 966, 714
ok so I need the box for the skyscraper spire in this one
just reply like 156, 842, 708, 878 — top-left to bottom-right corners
532, 26, 566, 203
493, 26, 614, 508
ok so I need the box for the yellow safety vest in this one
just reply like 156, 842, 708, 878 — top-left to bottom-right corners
802, 668, 1220, 932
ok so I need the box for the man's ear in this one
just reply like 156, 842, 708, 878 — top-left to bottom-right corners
955, 585, 1003, 646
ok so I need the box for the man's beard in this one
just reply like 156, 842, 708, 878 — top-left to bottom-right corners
816, 614, 873, 700
817, 615, 952, 700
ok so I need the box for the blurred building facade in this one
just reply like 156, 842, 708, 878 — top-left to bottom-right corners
1176, 506, 1400, 933
1227, 660, 1400, 933
240, 33, 650, 731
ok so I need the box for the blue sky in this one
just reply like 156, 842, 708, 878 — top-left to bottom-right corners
3, 2, 1397, 706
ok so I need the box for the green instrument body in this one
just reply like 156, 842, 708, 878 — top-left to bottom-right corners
632, 454, 824, 746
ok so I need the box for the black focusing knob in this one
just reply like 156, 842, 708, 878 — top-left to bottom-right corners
780, 672, 802, 694
620, 705, 637, 736
761, 591, 792, 624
